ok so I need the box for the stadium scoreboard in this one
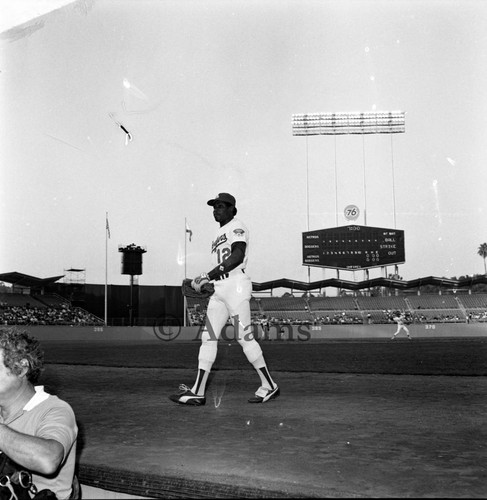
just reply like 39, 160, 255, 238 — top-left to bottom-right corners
302, 225, 405, 270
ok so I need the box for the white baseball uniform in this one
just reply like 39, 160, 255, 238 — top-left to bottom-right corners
392, 313, 411, 338
198, 218, 262, 371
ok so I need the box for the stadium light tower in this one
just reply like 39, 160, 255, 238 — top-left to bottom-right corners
292, 110, 405, 227
293, 110, 406, 282
292, 111, 405, 136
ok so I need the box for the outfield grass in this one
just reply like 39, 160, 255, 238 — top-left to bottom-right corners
42, 337, 487, 376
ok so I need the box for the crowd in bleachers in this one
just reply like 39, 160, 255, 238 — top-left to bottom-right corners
467, 310, 487, 322
186, 292, 487, 327
2, 287, 486, 328
313, 312, 363, 325
0, 303, 104, 326
412, 311, 464, 323
188, 306, 208, 327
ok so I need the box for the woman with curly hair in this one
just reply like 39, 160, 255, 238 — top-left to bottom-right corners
0, 327, 78, 499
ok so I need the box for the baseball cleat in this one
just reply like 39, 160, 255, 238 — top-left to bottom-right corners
169, 384, 206, 406
248, 385, 280, 404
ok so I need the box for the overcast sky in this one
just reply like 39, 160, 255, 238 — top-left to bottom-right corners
1, 0, 486, 289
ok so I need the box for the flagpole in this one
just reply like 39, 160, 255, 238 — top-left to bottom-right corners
184, 217, 187, 327
105, 212, 108, 326
184, 217, 187, 280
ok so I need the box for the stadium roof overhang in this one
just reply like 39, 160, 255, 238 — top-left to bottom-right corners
0, 272, 64, 289
251, 275, 487, 292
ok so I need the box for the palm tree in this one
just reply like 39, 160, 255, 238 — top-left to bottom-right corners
477, 243, 487, 275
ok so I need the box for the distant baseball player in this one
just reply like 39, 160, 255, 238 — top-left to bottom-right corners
391, 311, 412, 340
170, 193, 279, 405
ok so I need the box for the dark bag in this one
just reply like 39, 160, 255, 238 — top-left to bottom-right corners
0, 452, 33, 500
0, 453, 57, 500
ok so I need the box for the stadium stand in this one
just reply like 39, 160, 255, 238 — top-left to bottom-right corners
258, 296, 308, 311
0, 293, 38, 308
307, 296, 358, 311
406, 294, 460, 310
363, 310, 392, 324
184, 292, 487, 326
250, 297, 261, 311
33, 293, 69, 308
458, 293, 487, 309
264, 310, 314, 325
0, 293, 104, 326
185, 296, 209, 326
3, 270, 487, 327
354, 295, 408, 311
185, 296, 209, 309
312, 311, 364, 325
466, 310, 487, 322
455, 293, 487, 322
410, 308, 466, 323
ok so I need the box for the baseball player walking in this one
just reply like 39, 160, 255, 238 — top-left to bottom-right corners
170, 193, 279, 406
391, 311, 412, 340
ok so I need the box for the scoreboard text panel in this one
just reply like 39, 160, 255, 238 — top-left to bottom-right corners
302, 225, 405, 270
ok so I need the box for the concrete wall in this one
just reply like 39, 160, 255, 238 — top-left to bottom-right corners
24, 321, 487, 343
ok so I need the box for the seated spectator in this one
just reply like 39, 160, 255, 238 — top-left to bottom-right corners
0, 326, 78, 499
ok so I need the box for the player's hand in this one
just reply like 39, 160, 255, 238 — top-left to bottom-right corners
191, 273, 210, 292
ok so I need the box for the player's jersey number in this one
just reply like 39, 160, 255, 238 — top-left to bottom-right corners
216, 247, 231, 264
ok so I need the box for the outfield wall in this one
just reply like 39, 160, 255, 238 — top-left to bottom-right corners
23, 322, 487, 343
